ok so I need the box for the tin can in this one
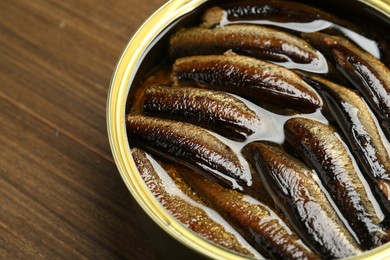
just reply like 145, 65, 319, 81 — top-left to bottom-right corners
107, 0, 390, 258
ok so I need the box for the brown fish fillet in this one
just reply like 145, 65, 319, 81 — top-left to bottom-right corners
126, 113, 260, 194
243, 141, 362, 259
302, 32, 390, 136
305, 76, 390, 211
143, 85, 262, 140
131, 147, 262, 258
202, 1, 387, 64
201, 1, 346, 27
284, 117, 389, 249
172, 53, 322, 113
179, 165, 318, 260
170, 25, 323, 65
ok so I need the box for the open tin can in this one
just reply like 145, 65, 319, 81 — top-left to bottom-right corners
107, 0, 390, 258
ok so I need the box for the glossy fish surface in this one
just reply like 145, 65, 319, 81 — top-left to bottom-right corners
201, 0, 343, 27
143, 85, 261, 140
305, 76, 390, 203
131, 147, 262, 258
243, 141, 362, 259
179, 165, 318, 260
284, 117, 389, 249
172, 53, 322, 113
170, 25, 326, 71
126, 113, 253, 191
303, 32, 390, 134
201, 0, 383, 59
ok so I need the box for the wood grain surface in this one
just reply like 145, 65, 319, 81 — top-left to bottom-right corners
0, 0, 169, 258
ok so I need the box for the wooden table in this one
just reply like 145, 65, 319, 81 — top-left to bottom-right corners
0, 0, 168, 258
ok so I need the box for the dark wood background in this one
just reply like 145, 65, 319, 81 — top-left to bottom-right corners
0, 0, 169, 258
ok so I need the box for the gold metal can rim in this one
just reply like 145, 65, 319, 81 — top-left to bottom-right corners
107, 0, 390, 259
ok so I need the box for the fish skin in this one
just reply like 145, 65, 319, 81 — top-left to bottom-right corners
201, 1, 346, 27
179, 165, 319, 260
202, 2, 389, 65
172, 53, 322, 113
126, 113, 258, 193
284, 117, 390, 249
170, 25, 321, 64
305, 76, 390, 213
143, 85, 261, 140
131, 147, 262, 258
332, 49, 390, 139
333, 48, 390, 114
302, 32, 390, 135
243, 141, 362, 259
